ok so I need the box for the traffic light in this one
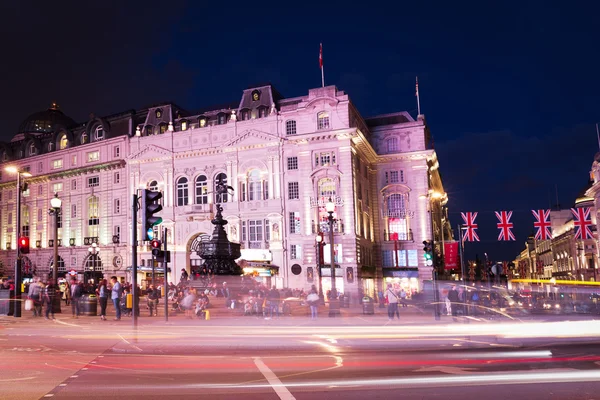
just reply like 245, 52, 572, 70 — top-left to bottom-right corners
18, 236, 30, 254
141, 189, 163, 241
423, 240, 433, 266
150, 239, 170, 263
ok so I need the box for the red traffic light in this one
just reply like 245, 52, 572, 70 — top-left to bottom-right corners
18, 236, 30, 254
150, 239, 161, 249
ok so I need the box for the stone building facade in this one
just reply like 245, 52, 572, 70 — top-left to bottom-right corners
0, 84, 451, 298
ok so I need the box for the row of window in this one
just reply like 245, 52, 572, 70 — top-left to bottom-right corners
21, 126, 105, 158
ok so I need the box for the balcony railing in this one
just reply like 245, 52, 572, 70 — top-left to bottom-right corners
383, 230, 413, 241
84, 237, 99, 245
312, 221, 344, 234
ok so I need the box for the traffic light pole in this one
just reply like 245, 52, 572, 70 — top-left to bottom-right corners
132, 193, 139, 329
14, 172, 22, 318
430, 209, 440, 321
163, 227, 169, 322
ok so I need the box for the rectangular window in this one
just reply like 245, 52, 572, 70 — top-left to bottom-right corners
290, 244, 302, 260
114, 172, 120, 184
37, 208, 42, 222
289, 211, 301, 234
242, 221, 246, 242
71, 204, 77, 218
37, 162, 43, 173
38, 185, 43, 196
248, 220, 263, 243
114, 146, 120, 158
408, 250, 418, 266
53, 182, 63, 193
8, 213, 12, 225
114, 198, 120, 214
71, 179, 77, 190
288, 182, 299, 200
87, 151, 100, 162
315, 151, 336, 167
72, 155, 77, 166
287, 156, 298, 170
390, 171, 399, 183
264, 219, 270, 242
52, 159, 63, 169
87, 176, 99, 187
382, 250, 394, 267
384, 171, 389, 184
286, 120, 297, 135
400, 170, 404, 183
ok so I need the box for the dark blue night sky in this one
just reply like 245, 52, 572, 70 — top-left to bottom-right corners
1, 1, 599, 262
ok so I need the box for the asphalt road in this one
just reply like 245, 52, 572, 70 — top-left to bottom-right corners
2, 313, 600, 399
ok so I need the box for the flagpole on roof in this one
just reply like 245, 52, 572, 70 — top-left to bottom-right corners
416, 76, 421, 116
320, 43, 325, 88
596, 123, 600, 152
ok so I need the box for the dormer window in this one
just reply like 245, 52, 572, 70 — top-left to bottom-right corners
145, 125, 153, 136
29, 143, 37, 156
159, 123, 168, 134
258, 107, 268, 118
81, 132, 88, 144
317, 111, 330, 130
155, 109, 162, 118
94, 126, 104, 141
181, 120, 188, 131
251, 90, 261, 102
48, 142, 54, 152
218, 114, 227, 125
199, 117, 207, 127
59, 134, 68, 150
240, 109, 250, 121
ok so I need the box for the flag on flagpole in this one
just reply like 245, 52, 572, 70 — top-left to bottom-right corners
319, 43, 324, 87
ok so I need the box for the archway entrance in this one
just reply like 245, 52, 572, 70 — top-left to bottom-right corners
83, 254, 103, 285
188, 233, 210, 281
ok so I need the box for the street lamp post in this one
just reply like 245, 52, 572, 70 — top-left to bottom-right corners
88, 243, 99, 282
49, 193, 62, 313
5, 166, 32, 318
315, 232, 325, 304
325, 198, 340, 317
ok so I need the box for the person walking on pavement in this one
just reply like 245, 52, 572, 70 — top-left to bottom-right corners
385, 283, 400, 320
70, 279, 83, 318
43, 279, 57, 320
28, 277, 43, 317
96, 279, 109, 320
147, 284, 159, 316
447, 285, 460, 321
110, 276, 122, 320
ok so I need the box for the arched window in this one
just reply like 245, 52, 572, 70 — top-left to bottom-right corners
159, 123, 168, 134
258, 107, 268, 118
176, 177, 189, 206
387, 194, 408, 240
317, 111, 330, 130
240, 109, 250, 121
48, 142, 54, 152
88, 196, 100, 238
286, 120, 297, 135
148, 180, 159, 192
85, 254, 103, 272
145, 125, 154, 136
195, 175, 208, 204
94, 125, 104, 141
81, 132, 88, 144
59, 134, 68, 150
29, 142, 37, 156
214, 173, 228, 203
386, 137, 399, 152
180, 120, 188, 131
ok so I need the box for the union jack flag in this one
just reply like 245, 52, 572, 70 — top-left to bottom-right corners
495, 210, 516, 241
532, 209, 552, 240
571, 207, 594, 239
461, 212, 479, 242
536, 259, 544, 275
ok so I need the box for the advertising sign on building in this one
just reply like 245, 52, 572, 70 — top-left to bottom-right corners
444, 241, 459, 270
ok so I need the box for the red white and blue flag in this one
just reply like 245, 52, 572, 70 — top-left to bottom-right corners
532, 209, 552, 240
461, 212, 479, 242
496, 211, 516, 241
571, 207, 594, 239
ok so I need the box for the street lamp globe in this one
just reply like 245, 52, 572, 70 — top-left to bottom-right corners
315, 235, 322, 243
50, 193, 62, 208
325, 198, 335, 213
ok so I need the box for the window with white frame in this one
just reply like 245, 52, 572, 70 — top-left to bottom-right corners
314, 151, 336, 167
181, 120, 188, 131
390, 170, 399, 183
94, 125, 104, 141
50, 158, 62, 169
87, 151, 99, 162
248, 220, 263, 244
114, 198, 120, 214
317, 111, 330, 130
29, 142, 37, 156
48, 142, 54, 152
87, 176, 99, 187
72, 155, 77, 166
386, 137, 399, 152
88, 196, 99, 237
176, 177, 189, 206
387, 193, 409, 240
290, 244, 302, 260
288, 182, 299, 200
289, 211, 301, 234
286, 120, 297, 135
248, 170, 263, 201
287, 156, 298, 170
195, 175, 208, 204
81, 132, 88, 144
53, 182, 63, 193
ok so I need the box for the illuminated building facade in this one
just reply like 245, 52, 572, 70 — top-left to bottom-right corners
0, 85, 451, 298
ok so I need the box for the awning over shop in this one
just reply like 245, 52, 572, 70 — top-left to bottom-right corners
243, 263, 279, 277
382, 267, 419, 278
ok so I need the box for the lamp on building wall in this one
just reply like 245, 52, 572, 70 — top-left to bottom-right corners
5, 166, 32, 318
49, 193, 62, 313
325, 198, 340, 317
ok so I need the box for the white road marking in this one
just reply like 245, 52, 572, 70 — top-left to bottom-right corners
253, 357, 296, 400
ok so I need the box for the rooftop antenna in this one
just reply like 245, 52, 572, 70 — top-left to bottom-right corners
596, 123, 600, 152
555, 184, 560, 210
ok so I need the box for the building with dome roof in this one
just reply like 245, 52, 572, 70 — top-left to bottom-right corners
0, 84, 453, 300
